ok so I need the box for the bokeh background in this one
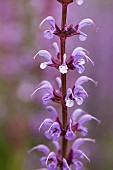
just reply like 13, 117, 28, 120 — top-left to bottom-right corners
0, 0, 113, 170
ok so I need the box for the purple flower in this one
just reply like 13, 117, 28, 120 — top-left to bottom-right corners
40, 16, 56, 39
28, 143, 58, 170
77, 18, 95, 41
66, 138, 95, 170
65, 108, 100, 140
39, 106, 62, 142
65, 76, 97, 107
45, 122, 62, 142
31, 77, 62, 104
34, 42, 60, 70
67, 47, 94, 73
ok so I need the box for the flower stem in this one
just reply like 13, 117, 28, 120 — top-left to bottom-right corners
60, 2, 68, 160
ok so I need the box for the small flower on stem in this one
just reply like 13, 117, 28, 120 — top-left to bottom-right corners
39, 106, 62, 142
28, 143, 59, 170
67, 47, 94, 73
65, 108, 100, 139
65, 76, 97, 107
66, 138, 95, 170
34, 42, 60, 70
31, 78, 62, 104
40, 16, 56, 39
77, 18, 95, 41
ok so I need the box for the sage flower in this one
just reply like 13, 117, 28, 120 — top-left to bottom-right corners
31, 78, 62, 104
77, 18, 95, 41
34, 42, 60, 70
40, 16, 56, 39
39, 106, 62, 142
28, 144, 58, 170
65, 108, 100, 140
67, 47, 94, 73
65, 76, 97, 107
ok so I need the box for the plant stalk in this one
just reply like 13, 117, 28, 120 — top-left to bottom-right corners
60, 2, 68, 160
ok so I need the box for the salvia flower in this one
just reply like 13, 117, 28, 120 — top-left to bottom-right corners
34, 42, 61, 70
77, 18, 95, 41
40, 16, 56, 39
65, 76, 97, 107
66, 138, 95, 170
65, 108, 100, 140
67, 47, 94, 73
39, 106, 62, 142
31, 78, 62, 104
28, 144, 58, 170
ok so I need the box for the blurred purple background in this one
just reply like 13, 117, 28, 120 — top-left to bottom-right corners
0, 0, 113, 170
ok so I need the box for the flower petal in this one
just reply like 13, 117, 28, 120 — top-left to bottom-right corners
62, 158, 71, 170
65, 119, 76, 140
56, 77, 62, 89
72, 138, 95, 151
33, 50, 52, 60
45, 122, 61, 141
78, 114, 101, 125
72, 47, 88, 57
46, 106, 58, 120
46, 152, 58, 169
28, 144, 50, 155
40, 16, 55, 30
31, 81, 53, 97
78, 18, 95, 30
44, 30, 54, 39
75, 76, 97, 86
74, 149, 90, 162
39, 118, 53, 132
65, 88, 74, 108
72, 108, 86, 123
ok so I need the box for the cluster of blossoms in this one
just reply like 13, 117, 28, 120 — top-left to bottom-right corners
29, 0, 100, 170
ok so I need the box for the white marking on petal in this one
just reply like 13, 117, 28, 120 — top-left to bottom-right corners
66, 99, 74, 108
59, 54, 68, 74
79, 33, 87, 41
76, 0, 84, 5
75, 96, 84, 105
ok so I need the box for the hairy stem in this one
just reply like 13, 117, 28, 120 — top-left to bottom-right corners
60, 2, 68, 160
